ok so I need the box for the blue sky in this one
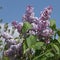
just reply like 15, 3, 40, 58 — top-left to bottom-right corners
0, 0, 60, 28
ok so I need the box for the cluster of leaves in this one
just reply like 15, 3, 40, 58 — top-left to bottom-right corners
0, 6, 60, 60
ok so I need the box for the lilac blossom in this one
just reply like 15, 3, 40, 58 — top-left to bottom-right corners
22, 6, 54, 43
4, 48, 15, 57
5, 39, 17, 45
12, 21, 23, 33
45, 39, 50, 44
4, 43, 23, 57
16, 23, 23, 33
26, 5, 34, 14
1, 32, 13, 39
27, 29, 36, 35
3, 6, 54, 59
37, 20, 49, 31
41, 28, 54, 37
31, 23, 38, 30
22, 5, 38, 23
12, 21, 18, 28
1, 32, 17, 47
39, 6, 52, 21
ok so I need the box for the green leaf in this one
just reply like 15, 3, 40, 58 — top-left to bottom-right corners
33, 49, 52, 60
22, 22, 32, 33
23, 42, 27, 54
45, 52, 54, 57
26, 35, 37, 48
32, 42, 44, 50
58, 37, 60, 44
34, 56, 47, 60
51, 43, 59, 55
3, 56, 9, 60
50, 19, 56, 30
40, 57, 47, 60
57, 29, 60, 36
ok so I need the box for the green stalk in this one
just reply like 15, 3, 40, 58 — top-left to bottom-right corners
33, 49, 52, 60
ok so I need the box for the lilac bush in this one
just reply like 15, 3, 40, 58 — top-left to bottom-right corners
0, 6, 60, 60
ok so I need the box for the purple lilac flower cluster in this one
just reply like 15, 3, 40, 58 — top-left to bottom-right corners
12, 6, 53, 42
1, 32, 17, 48
1, 6, 54, 58
22, 5, 38, 23
4, 43, 23, 57
23, 6, 54, 43
12, 21, 23, 33
1, 32, 23, 58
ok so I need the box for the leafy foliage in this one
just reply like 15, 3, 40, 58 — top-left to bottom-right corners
22, 22, 32, 33
0, 6, 60, 60
50, 19, 56, 30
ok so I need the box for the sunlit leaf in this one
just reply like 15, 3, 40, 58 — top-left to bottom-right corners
22, 22, 32, 33
26, 35, 37, 48
58, 37, 60, 44
3, 56, 9, 60
32, 42, 44, 50
50, 19, 56, 30
57, 29, 60, 36
23, 42, 27, 54
51, 43, 59, 55
45, 52, 54, 57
